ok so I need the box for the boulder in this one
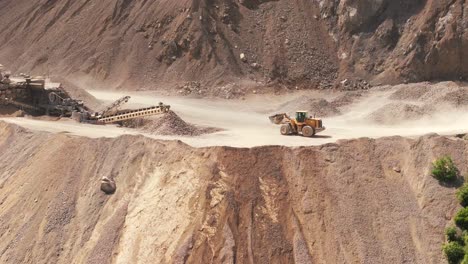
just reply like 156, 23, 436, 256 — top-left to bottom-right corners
240, 53, 247, 62
101, 177, 116, 194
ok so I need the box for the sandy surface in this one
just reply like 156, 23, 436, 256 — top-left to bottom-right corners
0, 82, 467, 263
1, 84, 467, 148
1, 120, 467, 263
1, 0, 466, 92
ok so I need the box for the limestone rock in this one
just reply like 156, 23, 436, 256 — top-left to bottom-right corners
101, 177, 116, 194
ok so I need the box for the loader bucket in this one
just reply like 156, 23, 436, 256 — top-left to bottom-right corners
269, 114, 285, 124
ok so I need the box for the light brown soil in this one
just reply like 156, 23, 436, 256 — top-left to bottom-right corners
0, 1, 465, 93
56, 78, 104, 112
367, 103, 426, 125
367, 82, 468, 125
1, 82, 467, 148
0, 105, 24, 117
329, 91, 365, 108
320, 0, 468, 85
276, 97, 341, 117
274, 90, 366, 118
121, 110, 221, 136
0, 0, 338, 92
0, 121, 466, 263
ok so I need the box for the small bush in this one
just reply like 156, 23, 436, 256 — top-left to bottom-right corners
457, 184, 468, 206
455, 208, 468, 230
462, 254, 468, 264
462, 230, 468, 244
432, 156, 459, 182
447, 226, 459, 242
443, 241, 465, 264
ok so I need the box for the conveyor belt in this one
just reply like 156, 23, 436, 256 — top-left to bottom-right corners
97, 104, 170, 124
4, 99, 41, 111
100, 96, 131, 117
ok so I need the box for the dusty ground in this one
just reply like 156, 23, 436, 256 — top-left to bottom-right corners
0, 1, 466, 263
0, 0, 337, 92
0, 82, 467, 264
0, 120, 467, 263
121, 110, 221, 136
1, 82, 467, 147
0, 105, 24, 117
0, 0, 465, 93
57, 78, 104, 112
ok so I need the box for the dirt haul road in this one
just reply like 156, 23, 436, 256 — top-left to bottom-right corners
0, 121, 467, 264
1, 82, 468, 147
0, 82, 468, 264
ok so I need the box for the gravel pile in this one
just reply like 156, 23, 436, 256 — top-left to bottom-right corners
123, 111, 220, 136
435, 89, 468, 107
367, 103, 428, 125
276, 97, 341, 117
330, 91, 364, 108
389, 83, 432, 101
388, 82, 466, 105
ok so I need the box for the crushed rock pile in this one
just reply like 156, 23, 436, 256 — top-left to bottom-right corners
365, 82, 468, 125
367, 103, 428, 125
123, 111, 221, 136
1, 121, 467, 263
329, 91, 364, 108
388, 82, 467, 105
276, 90, 368, 118
0, 105, 24, 117
0, 0, 338, 92
276, 97, 341, 117
2, 0, 466, 92
436, 89, 468, 107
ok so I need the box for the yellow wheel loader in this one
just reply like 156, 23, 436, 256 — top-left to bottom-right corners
269, 111, 325, 137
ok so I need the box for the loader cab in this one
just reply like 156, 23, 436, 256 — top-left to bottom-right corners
295, 111, 307, 123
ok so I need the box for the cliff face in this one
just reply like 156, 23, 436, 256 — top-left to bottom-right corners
0, 0, 337, 90
321, 0, 468, 84
1, 122, 466, 263
0, 0, 465, 91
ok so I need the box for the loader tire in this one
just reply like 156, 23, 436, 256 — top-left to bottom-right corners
302, 126, 315, 137
280, 124, 292, 135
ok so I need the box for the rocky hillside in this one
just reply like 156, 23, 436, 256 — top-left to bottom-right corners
0, 121, 467, 263
0, 0, 337, 90
0, 0, 465, 92
320, 0, 468, 85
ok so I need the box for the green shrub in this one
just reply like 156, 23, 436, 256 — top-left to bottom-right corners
447, 226, 460, 242
462, 230, 468, 244
455, 208, 468, 230
462, 253, 468, 264
457, 184, 468, 206
443, 241, 465, 264
432, 156, 459, 182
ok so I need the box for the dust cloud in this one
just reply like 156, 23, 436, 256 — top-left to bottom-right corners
1, 83, 467, 147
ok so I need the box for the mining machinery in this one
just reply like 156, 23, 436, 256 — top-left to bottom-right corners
269, 111, 325, 137
74, 99, 170, 125
0, 71, 170, 124
0, 74, 86, 116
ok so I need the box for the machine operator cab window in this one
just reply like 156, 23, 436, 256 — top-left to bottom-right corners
296, 111, 308, 123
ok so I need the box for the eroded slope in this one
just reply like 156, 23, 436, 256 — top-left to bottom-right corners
0, 0, 465, 91
0, 122, 466, 263
0, 0, 337, 90
320, 0, 468, 84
